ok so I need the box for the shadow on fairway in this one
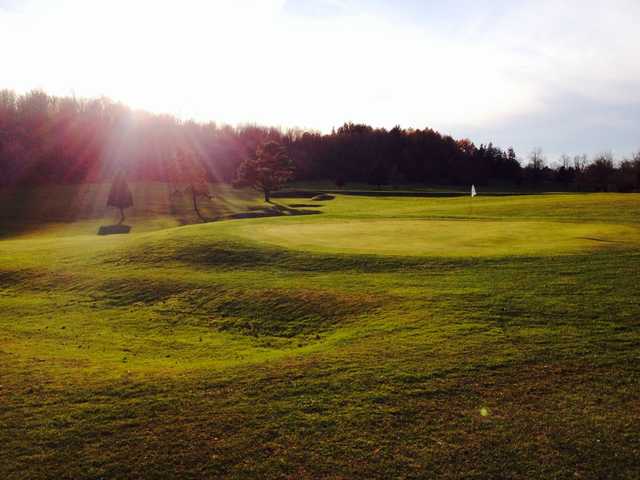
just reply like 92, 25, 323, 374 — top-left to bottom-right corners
287, 203, 324, 208
222, 202, 322, 221
98, 224, 132, 235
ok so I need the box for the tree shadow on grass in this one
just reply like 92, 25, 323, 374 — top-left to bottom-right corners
222, 203, 322, 221
97, 224, 132, 236
0, 222, 43, 239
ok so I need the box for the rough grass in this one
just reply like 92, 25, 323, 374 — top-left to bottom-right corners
1, 188, 639, 479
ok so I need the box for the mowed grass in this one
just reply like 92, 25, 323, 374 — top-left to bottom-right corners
1, 187, 640, 479
231, 219, 640, 257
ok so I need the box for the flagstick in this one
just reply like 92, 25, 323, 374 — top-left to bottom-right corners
469, 185, 475, 217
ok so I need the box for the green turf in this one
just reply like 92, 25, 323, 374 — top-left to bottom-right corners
230, 218, 640, 257
1, 187, 639, 479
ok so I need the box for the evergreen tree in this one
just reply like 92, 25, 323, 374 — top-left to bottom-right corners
107, 173, 133, 224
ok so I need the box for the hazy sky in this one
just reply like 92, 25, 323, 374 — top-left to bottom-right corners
1, 0, 639, 159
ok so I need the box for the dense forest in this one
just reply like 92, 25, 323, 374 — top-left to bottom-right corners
1, 90, 639, 191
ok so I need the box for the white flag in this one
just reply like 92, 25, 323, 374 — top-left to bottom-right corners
471, 185, 477, 197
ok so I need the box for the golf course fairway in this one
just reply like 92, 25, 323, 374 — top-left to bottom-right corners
1, 189, 639, 479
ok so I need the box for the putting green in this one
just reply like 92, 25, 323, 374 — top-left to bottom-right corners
232, 219, 640, 257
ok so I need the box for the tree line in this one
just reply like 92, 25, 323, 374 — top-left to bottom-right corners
1, 90, 639, 191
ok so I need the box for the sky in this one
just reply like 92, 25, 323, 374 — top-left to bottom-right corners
1, 0, 639, 159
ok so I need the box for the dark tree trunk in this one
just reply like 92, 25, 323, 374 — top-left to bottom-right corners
191, 186, 205, 222
118, 207, 125, 225
264, 189, 271, 203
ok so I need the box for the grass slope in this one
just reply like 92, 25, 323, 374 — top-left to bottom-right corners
1, 188, 639, 479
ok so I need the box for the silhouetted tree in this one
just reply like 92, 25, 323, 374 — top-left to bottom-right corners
1, 89, 639, 192
555, 154, 575, 188
617, 157, 639, 192
529, 148, 545, 169
571, 154, 588, 190
586, 153, 615, 191
107, 173, 133, 224
524, 148, 547, 185
621, 152, 640, 190
234, 141, 294, 202
368, 162, 391, 186
170, 148, 211, 221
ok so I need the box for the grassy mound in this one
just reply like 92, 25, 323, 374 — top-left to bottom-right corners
204, 288, 376, 338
